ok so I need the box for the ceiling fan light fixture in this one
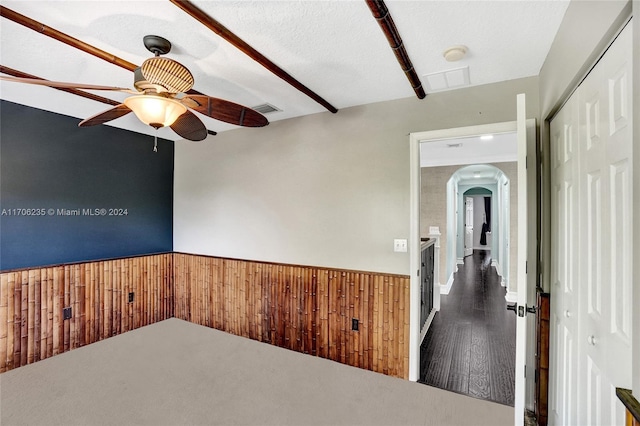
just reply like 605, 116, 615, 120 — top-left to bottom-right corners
443, 45, 468, 62
124, 95, 187, 128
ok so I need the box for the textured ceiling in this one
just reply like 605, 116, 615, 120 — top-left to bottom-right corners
0, 0, 570, 140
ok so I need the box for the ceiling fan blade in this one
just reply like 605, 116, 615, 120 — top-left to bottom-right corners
170, 109, 208, 141
183, 95, 268, 127
78, 104, 132, 127
0, 75, 135, 93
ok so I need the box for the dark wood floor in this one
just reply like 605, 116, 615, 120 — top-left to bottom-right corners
419, 250, 516, 406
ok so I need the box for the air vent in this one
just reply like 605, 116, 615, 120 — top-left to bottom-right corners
423, 66, 470, 93
251, 103, 281, 114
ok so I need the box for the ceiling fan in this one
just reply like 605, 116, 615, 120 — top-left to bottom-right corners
0, 35, 269, 143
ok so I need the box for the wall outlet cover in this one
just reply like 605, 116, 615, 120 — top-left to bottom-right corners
393, 238, 408, 252
351, 318, 359, 331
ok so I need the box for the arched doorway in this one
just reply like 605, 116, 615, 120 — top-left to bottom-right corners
445, 164, 513, 298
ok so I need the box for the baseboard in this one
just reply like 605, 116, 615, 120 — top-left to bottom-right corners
456, 257, 464, 265
419, 308, 437, 345
505, 291, 518, 303
492, 259, 502, 276
492, 260, 507, 287
440, 272, 455, 295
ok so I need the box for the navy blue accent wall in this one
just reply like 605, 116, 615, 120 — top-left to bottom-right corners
0, 100, 174, 270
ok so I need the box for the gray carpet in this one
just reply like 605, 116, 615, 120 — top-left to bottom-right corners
0, 318, 513, 426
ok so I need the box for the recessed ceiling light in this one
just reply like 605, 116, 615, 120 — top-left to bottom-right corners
480, 134, 494, 140
443, 45, 468, 62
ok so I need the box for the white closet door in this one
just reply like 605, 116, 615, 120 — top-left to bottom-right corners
576, 22, 632, 426
549, 22, 632, 426
549, 82, 580, 426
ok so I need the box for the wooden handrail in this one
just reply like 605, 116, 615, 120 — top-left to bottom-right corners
617, 388, 640, 426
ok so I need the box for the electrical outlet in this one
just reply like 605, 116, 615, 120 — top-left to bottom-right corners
63, 307, 72, 320
128, 292, 134, 303
352, 318, 359, 331
393, 238, 407, 252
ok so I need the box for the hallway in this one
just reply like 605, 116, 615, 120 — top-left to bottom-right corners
419, 250, 516, 406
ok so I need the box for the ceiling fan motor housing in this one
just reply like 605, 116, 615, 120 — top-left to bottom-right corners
133, 67, 162, 92
143, 35, 172, 56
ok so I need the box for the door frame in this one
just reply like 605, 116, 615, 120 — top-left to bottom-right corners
408, 119, 537, 411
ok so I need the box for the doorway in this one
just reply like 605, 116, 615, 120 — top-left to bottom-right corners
464, 196, 474, 257
417, 146, 517, 405
408, 118, 538, 418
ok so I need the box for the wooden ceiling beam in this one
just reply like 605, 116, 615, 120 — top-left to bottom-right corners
169, 0, 338, 114
0, 6, 138, 72
365, 0, 426, 99
0, 65, 120, 106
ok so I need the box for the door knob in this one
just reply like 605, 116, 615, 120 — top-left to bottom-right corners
507, 303, 517, 314
588, 335, 597, 346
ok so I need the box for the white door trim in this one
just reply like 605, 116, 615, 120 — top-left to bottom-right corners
409, 118, 536, 414
514, 93, 528, 426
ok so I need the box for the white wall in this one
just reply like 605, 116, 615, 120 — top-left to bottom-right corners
175, 77, 539, 276
174, 105, 409, 274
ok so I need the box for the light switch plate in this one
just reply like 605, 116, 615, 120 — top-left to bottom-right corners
393, 239, 407, 252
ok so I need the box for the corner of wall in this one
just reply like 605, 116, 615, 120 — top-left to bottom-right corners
440, 271, 456, 295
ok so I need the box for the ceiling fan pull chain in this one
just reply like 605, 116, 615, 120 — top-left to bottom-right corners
153, 130, 158, 153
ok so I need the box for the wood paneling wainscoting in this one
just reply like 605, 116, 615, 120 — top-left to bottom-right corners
536, 292, 550, 425
0, 253, 173, 373
1, 253, 409, 379
173, 253, 410, 379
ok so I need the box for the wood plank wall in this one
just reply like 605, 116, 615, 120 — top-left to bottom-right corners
0, 253, 173, 373
173, 253, 410, 379
536, 292, 550, 426
0, 252, 409, 379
